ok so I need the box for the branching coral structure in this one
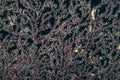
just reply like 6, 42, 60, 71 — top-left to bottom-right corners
0, 0, 120, 80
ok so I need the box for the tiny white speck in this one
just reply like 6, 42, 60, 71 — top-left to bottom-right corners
100, 57, 102, 59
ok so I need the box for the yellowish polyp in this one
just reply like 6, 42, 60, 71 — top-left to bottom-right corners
91, 9, 96, 20
117, 44, 120, 50
74, 48, 79, 53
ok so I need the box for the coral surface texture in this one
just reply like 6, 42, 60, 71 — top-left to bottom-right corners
0, 0, 120, 80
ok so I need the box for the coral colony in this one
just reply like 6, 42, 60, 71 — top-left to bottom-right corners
0, 0, 120, 80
